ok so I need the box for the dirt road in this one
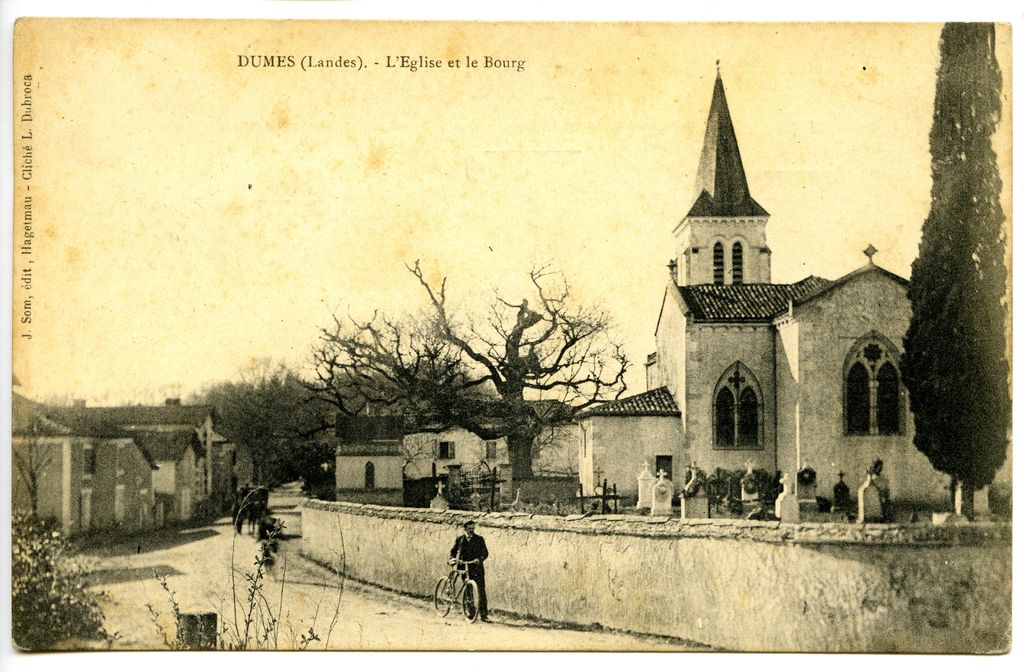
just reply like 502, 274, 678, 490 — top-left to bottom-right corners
78, 487, 705, 651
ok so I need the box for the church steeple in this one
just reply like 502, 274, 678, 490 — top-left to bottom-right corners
688, 71, 768, 218
672, 67, 772, 287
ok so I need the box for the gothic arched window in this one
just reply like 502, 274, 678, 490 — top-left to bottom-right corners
714, 362, 762, 448
364, 461, 376, 489
846, 362, 870, 433
732, 242, 744, 284
715, 387, 735, 446
844, 333, 904, 436
876, 362, 901, 435
713, 242, 725, 285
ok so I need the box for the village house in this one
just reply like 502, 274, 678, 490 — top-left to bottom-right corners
131, 431, 201, 524
12, 392, 157, 534
578, 70, 954, 510
335, 413, 578, 506
44, 398, 238, 520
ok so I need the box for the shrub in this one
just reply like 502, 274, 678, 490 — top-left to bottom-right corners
11, 512, 108, 650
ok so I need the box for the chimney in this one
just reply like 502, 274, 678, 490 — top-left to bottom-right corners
165, 398, 182, 406
73, 399, 86, 408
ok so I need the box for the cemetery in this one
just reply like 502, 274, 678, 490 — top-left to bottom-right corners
306, 451, 1011, 653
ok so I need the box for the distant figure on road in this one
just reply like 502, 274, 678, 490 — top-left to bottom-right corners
231, 489, 244, 535
450, 520, 489, 622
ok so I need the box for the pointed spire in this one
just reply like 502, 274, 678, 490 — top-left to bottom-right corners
688, 70, 768, 218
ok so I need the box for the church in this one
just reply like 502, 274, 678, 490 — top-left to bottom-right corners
578, 71, 948, 510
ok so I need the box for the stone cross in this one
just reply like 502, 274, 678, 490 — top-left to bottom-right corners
728, 367, 746, 391
657, 469, 668, 481
775, 472, 799, 523
430, 481, 449, 511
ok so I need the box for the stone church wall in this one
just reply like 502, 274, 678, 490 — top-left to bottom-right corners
779, 271, 948, 507
683, 323, 777, 473
302, 499, 1010, 652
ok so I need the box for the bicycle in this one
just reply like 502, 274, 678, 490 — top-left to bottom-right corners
432, 557, 480, 622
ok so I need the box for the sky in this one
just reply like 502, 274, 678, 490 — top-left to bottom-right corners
10, 20, 1012, 405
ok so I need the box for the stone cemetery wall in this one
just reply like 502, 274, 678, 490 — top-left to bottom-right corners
302, 500, 1010, 653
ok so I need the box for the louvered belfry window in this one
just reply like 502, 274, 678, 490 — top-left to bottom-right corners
732, 242, 744, 284
713, 242, 725, 285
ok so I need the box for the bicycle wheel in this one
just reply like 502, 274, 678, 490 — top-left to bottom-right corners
433, 577, 453, 617
461, 579, 480, 623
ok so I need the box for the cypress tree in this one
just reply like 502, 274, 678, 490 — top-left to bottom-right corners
901, 23, 1009, 515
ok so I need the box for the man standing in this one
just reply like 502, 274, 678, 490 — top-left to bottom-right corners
450, 520, 489, 622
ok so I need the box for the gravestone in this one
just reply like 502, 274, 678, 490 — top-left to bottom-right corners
832, 471, 852, 515
680, 462, 709, 519
636, 461, 655, 510
497, 463, 513, 501
934, 481, 971, 525
974, 486, 991, 517
797, 462, 818, 516
774, 472, 799, 523
430, 482, 449, 510
177, 612, 218, 650
740, 461, 759, 503
797, 463, 817, 501
857, 473, 883, 523
650, 470, 674, 516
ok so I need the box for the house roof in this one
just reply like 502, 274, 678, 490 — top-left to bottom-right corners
686, 72, 768, 218
577, 387, 680, 419
678, 276, 832, 323
335, 415, 410, 443
46, 403, 212, 429
131, 430, 199, 463
15, 393, 133, 438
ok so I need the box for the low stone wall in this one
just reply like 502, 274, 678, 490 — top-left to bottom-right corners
333, 488, 402, 506
301, 500, 1011, 653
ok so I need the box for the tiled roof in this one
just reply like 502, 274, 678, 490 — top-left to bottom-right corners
16, 394, 133, 438
679, 276, 832, 322
686, 73, 768, 218
336, 415, 410, 442
577, 387, 680, 418
46, 404, 212, 429
131, 430, 199, 462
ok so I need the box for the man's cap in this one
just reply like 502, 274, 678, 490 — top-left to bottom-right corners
463, 520, 476, 528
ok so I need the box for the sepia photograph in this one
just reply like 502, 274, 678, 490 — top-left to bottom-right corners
4, 8, 1015, 658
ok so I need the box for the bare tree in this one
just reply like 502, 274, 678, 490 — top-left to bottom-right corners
310, 262, 628, 479
13, 424, 57, 517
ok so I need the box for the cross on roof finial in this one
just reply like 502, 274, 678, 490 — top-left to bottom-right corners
863, 244, 878, 264
716, 59, 721, 73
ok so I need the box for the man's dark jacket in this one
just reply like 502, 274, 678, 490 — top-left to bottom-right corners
450, 532, 488, 565
450, 532, 489, 618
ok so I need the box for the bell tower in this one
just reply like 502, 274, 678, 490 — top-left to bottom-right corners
673, 68, 771, 286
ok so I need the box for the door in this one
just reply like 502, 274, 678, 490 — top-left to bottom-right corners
80, 489, 92, 530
